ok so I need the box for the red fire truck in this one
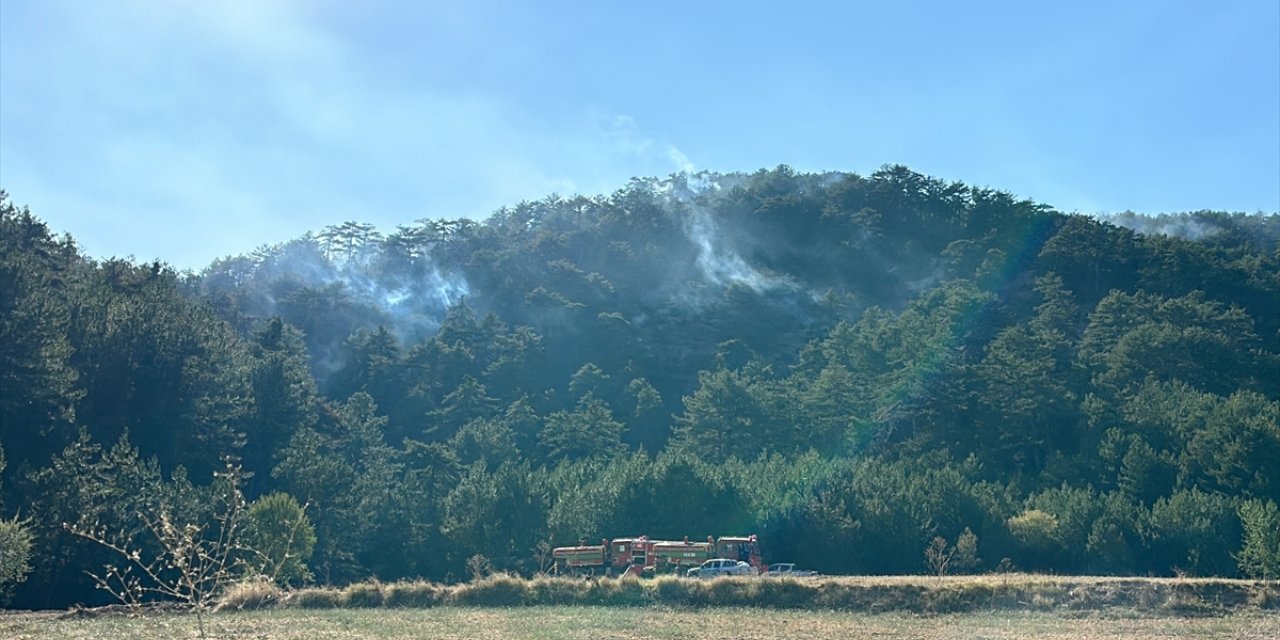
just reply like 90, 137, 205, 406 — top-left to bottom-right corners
714, 535, 763, 569
651, 537, 714, 570
552, 534, 761, 576
549, 539, 609, 571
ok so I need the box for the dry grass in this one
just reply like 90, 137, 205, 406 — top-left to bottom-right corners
3, 575, 1274, 639
2, 606, 1278, 640
265, 573, 1278, 615
212, 578, 284, 612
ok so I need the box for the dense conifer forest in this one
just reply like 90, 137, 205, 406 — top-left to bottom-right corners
2, 165, 1278, 609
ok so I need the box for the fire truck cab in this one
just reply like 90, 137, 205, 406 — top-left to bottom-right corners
714, 535, 763, 573
609, 536, 654, 576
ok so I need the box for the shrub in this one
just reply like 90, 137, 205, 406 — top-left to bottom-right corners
465, 554, 494, 580
0, 515, 33, 598
1146, 489, 1240, 576
927, 584, 993, 613
651, 575, 696, 605
384, 581, 444, 608
1237, 499, 1280, 579
286, 587, 343, 609
754, 577, 813, 608
924, 528, 981, 577
585, 575, 649, 606
702, 577, 756, 606
65, 465, 252, 639
241, 492, 316, 587
342, 580, 386, 607
214, 578, 283, 611
451, 573, 528, 606
525, 575, 584, 606
1008, 509, 1060, 550
953, 528, 981, 573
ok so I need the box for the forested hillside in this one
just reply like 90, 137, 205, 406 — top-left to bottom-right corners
2, 166, 1278, 609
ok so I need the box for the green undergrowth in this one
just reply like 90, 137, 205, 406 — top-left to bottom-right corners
216, 574, 1280, 616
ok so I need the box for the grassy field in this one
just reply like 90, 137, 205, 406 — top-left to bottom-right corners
222, 573, 1279, 614
3, 606, 1279, 640
3, 575, 1276, 639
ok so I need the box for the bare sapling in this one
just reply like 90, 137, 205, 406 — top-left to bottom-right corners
924, 528, 980, 578
67, 464, 251, 639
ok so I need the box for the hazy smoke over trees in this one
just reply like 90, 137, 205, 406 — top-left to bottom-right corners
3, 168, 1279, 609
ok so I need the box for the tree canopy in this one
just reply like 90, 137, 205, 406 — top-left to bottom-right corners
1, 168, 1277, 608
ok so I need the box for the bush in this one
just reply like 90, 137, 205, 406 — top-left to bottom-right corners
1146, 489, 1240, 576
0, 516, 33, 597
525, 575, 585, 606
926, 584, 994, 613
702, 576, 757, 606
651, 575, 696, 605
214, 578, 283, 611
1008, 509, 1061, 570
342, 580, 386, 607
584, 575, 649, 606
269, 575, 1272, 614
241, 492, 316, 587
286, 587, 343, 609
754, 577, 813, 608
1237, 499, 1280, 579
383, 581, 444, 608
1008, 510, 1059, 549
925, 528, 984, 577
953, 528, 981, 573
450, 573, 528, 606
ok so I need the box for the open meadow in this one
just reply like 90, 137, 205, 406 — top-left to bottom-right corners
2, 606, 1279, 640
3, 575, 1277, 639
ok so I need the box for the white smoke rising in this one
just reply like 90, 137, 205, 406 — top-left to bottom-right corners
1100, 211, 1223, 241
658, 173, 794, 293
666, 146, 696, 174
213, 232, 472, 346
685, 206, 777, 292
604, 114, 698, 176
354, 264, 470, 339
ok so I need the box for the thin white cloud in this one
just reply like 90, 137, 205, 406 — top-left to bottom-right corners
1, 1, 703, 269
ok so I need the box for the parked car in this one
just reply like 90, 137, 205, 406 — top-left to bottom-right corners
687, 558, 754, 577
764, 563, 817, 577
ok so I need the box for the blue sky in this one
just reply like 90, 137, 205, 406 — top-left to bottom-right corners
2, 0, 1277, 270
